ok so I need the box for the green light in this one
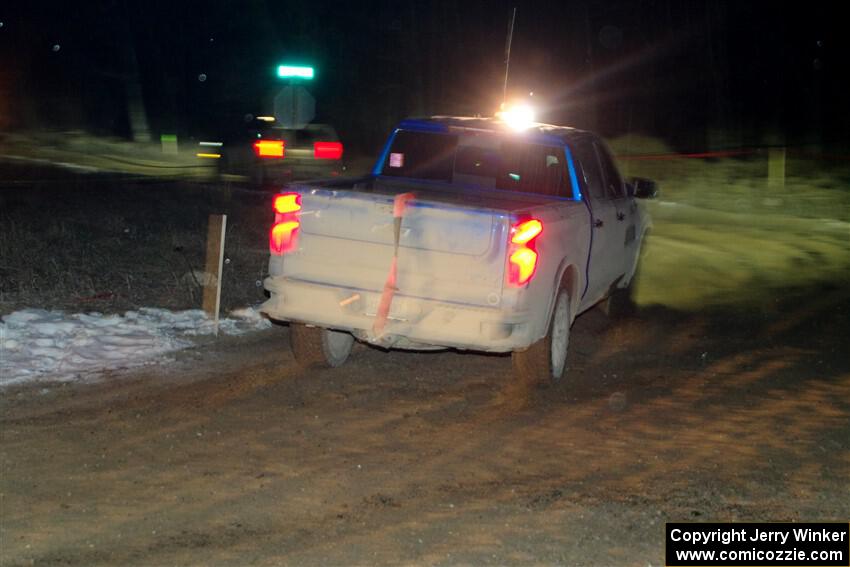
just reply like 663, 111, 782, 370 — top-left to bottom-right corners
277, 65, 314, 79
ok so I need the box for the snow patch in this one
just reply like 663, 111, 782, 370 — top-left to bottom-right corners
0, 307, 271, 387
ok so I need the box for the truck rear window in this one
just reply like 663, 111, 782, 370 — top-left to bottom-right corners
382, 131, 458, 181
381, 130, 574, 198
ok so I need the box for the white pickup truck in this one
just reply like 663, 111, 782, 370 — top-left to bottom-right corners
261, 116, 656, 385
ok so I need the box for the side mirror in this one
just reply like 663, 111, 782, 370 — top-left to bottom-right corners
629, 177, 658, 199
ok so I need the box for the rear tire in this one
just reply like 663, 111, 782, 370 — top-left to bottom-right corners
512, 289, 571, 387
289, 324, 354, 368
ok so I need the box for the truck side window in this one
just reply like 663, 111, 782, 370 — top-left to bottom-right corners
571, 141, 607, 201
594, 141, 626, 199
497, 143, 569, 198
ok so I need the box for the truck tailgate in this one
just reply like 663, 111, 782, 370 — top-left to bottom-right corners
280, 189, 510, 308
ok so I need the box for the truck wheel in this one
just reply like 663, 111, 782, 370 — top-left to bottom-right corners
512, 289, 571, 386
289, 324, 354, 368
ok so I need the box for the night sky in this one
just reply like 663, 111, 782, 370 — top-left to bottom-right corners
0, 1, 845, 153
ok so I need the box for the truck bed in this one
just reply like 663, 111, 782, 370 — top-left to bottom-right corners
263, 175, 589, 349
307, 175, 571, 215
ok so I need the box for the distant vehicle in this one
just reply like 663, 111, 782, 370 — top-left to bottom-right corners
261, 115, 657, 387
214, 118, 344, 185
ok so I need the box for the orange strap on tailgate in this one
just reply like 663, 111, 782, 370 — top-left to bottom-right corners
372, 192, 415, 337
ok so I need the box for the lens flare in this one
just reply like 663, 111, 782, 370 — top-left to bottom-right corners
498, 104, 536, 131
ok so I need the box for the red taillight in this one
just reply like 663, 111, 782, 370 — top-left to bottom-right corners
313, 141, 343, 160
270, 220, 299, 255
509, 248, 539, 285
254, 140, 285, 158
270, 192, 301, 255
511, 219, 543, 245
273, 193, 301, 214
507, 218, 543, 286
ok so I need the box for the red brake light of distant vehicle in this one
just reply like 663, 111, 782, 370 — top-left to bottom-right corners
254, 140, 285, 158
313, 141, 343, 160
273, 193, 301, 214
507, 218, 543, 286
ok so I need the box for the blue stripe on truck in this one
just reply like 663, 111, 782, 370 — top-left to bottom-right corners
564, 145, 592, 299
372, 128, 400, 176
563, 146, 582, 201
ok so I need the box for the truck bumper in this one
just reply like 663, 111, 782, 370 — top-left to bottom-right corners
261, 277, 535, 353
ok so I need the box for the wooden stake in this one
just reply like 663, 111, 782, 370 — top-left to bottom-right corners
768, 147, 786, 189
202, 214, 227, 335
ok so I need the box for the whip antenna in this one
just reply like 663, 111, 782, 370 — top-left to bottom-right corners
502, 7, 517, 106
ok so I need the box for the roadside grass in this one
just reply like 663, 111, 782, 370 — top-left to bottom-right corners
0, 165, 270, 315
610, 134, 850, 222
0, 131, 214, 179
608, 135, 850, 310
635, 206, 850, 310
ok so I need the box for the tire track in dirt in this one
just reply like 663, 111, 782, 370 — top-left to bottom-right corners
3, 290, 849, 565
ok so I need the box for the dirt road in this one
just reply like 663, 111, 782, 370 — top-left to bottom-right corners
2, 286, 849, 566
